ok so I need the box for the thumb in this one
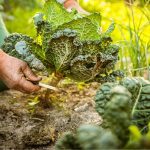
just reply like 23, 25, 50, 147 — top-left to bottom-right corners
23, 65, 42, 82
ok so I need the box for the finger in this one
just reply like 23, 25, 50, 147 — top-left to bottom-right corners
23, 66, 42, 82
17, 77, 41, 93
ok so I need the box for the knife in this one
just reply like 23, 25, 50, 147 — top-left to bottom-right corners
38, 82, 59, 91
27, 79, 59, 91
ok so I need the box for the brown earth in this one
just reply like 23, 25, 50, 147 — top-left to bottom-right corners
0, 80, 102, 149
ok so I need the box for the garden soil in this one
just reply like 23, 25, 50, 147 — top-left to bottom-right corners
0, 81, 101, 149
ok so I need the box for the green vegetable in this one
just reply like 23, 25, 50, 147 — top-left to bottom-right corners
56, 77, 150, 150
1, 0, 121, 82
1, 33, 45, 70
43, 0, 77, 31
57, 17, 100, 41
120, 77, 150, 131
35, 0, 121, 81
56, 125, 119, 150
95, 77, 150, 131
56, 122, 150, 150
103, 85, 132, 143
126, 123, 150, 149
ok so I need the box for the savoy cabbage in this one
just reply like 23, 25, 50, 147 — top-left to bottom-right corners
1, 0, 121, 82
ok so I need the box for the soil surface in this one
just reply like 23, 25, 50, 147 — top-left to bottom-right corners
0, 80, 102, 149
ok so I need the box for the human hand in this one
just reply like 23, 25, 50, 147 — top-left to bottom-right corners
64, 0, 89, 14
0, 50, 42, 93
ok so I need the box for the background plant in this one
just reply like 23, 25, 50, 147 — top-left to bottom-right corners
56, 77, 150, 149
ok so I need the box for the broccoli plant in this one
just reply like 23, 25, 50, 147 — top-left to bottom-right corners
1, 0, 122, 84
56, 77, 150, 149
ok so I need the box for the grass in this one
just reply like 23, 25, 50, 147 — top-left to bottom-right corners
116, 3, 150, 77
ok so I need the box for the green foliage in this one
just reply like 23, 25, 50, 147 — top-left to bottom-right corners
1, 33, 45, 70
0, 0, 43, 36
126, 123, 150, 148
43, 0, 77, 30
56, 132, 81, 150
118, 5, 150, 76
56, 77, 150, 149
56, 125, 119, 150
57, 17, 100, 41
103, 85, 132, 142
28, 96, 40, 113
2, 0, 149, 77
56, 123, 150, 150
79, 0, 149, 77
95, 77, 150, 131
1, 0, 43, 10
120, 77, 150, 130
1, 0, 121, 83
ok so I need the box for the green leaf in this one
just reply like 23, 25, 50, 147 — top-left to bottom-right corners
43, 0, 77, 30
103, 21, 115, 37
45, 29, 79, 71
86, 13, 101, 29
1, 33, 45, 70
57, 17, 100, 41
95, 77, 150, 132
121, 77, 150, 132
43, 0, 101, 41
129, 125, 142, 142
